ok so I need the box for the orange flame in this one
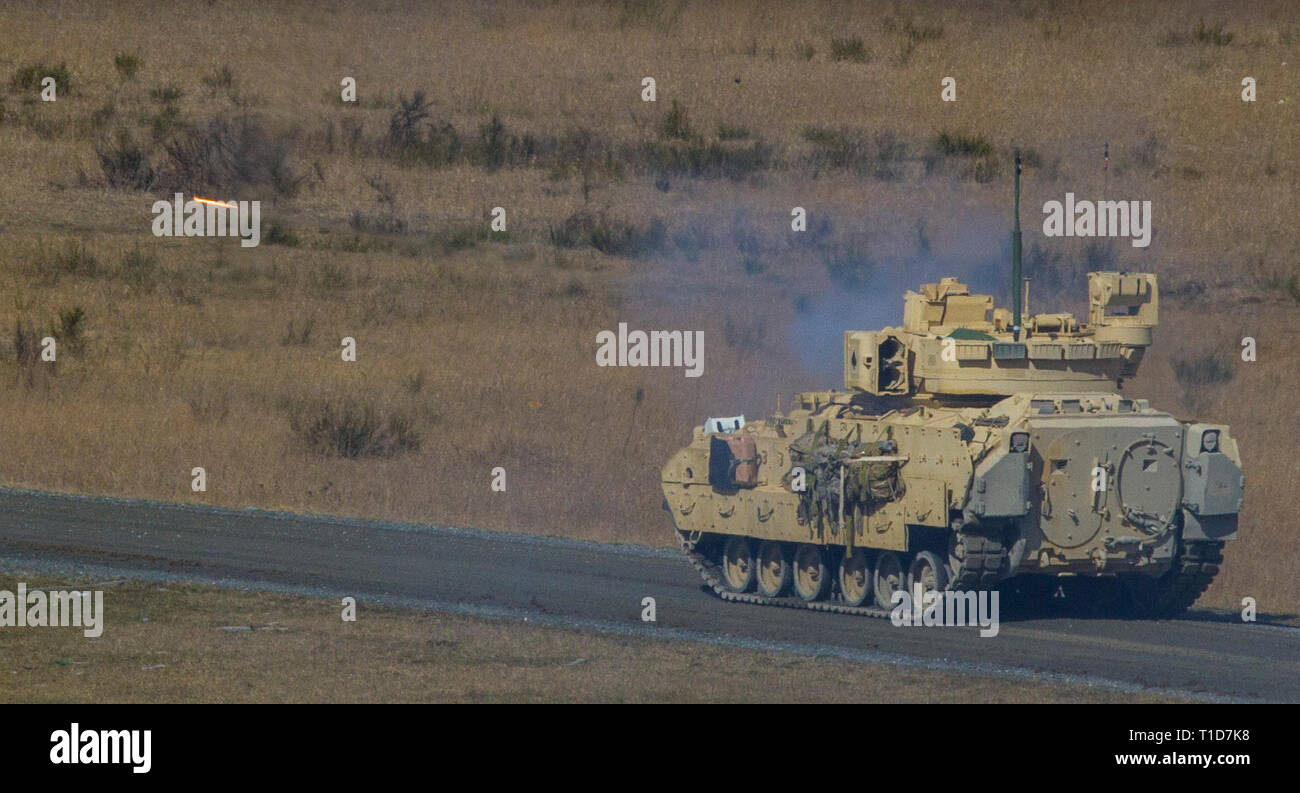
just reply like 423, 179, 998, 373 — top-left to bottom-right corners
194, 196, 237, 208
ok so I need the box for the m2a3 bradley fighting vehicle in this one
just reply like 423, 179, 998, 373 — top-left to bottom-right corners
661, 156, 1244, 619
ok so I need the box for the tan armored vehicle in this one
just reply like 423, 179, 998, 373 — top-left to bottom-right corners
662, 157, 1243, 618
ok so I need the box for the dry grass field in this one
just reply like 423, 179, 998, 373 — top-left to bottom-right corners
0, 1, 1296, 613
0, 572, 1170, 703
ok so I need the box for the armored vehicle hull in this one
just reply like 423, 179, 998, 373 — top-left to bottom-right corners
662, 389, 1242, 617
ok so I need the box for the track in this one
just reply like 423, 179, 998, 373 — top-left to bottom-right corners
1, 487, 1297, 701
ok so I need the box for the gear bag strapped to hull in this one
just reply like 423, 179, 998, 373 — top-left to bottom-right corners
789, 431, 904, 525
708, 433, 760, 488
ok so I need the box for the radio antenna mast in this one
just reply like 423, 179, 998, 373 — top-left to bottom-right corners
1011, 151, 1023, 342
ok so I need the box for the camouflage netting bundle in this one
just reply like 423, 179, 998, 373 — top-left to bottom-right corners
788, 426, 903, 527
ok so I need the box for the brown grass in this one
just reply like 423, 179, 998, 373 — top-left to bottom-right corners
0, 1, 1296, 614
0, 573, 1172, 703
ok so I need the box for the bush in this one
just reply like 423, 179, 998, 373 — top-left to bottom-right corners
730, 213, 762, 257
201, 65, 236, 93
158, 113, 303, 197
902, 20, 944, 42
149, 102, 185, 142
550, 127, 618, 200
308, 261, 351, 297
428, 224, 487, 252
119, 244, 160, 293
871, 131, 908, 180
113, 53, 143, 82
829, 37, 869, 63
420, 120, 464, 165
387, 102, 532, 170
11, 319, 40, 386
791, 213, 833, 250
385, 92, 466, 166
1265, 272, 1300, 304
1156, 28, 1191, 46
263, 220, 301, 247
1160, 20, 1233, 47
82, 100, 118, 138
551, 211, 665, 258
12, 319, 38, 365
637, 136, 773, 181
186, 389, 231, 423
333, 234, 394, 254
96, 128, 155, 188
965, 154, 1000, 183
349, 209, 406, 235
323, 116, 366, 155
478, 115, 508, 169
658, 100, 693, 141
546, 277, 589, 299
11, 62, 73, 94
54, 306, 86, 355
149, 82, 185, 104
288, 398, 421, 459
591, 215, 665, 257
802, 125, 869, 170
671, 219, 715, 263
801, 126, 907, 179
1192, 19, 1233, 46
926, 131, 998, 180
931, 130, 993, 158
281, 317, 314, 346
389, 91, 433, 149
549, 213, 591, 248
1285, 276, 1300, 304
716, 123, 750, 141
1172, 354, 1234, 388
402, 372, 425, 394
1172, 352, 1234, 410
820, 233, 875, 290
54, 241, 99, 277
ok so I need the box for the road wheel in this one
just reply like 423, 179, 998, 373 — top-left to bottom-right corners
838, 548, 872, 607
756, 541, 791, 597
792, 544, 830, 601
721, 536, 755, 593
909, 550, 949, 610
872, 551, 906, 610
